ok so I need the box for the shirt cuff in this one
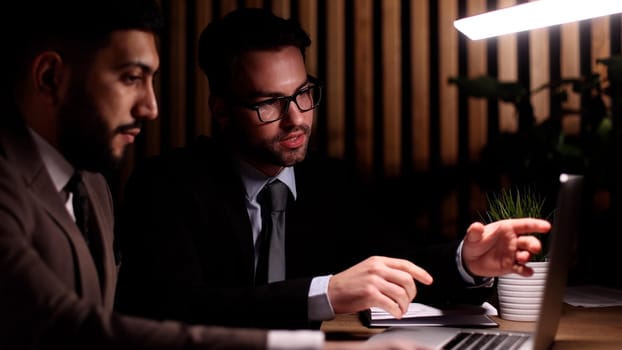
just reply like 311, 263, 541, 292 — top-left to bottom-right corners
268, 330, 325, 350
456, 240, 494, 288
308, 275, 336, 321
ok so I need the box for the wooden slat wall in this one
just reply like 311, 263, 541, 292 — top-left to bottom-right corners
326, 0, 346, 158
467, 0, 487, 162
497, 0, 518, 133
410, 1, 430, 172
193, 0, 214, 138
438, 0, 459, 167
119, 0, 622, 234
352, 0, 374, 177
381, 0, 402, 177
561, 22, 581, 134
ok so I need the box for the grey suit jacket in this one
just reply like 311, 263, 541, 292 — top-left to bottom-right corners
0, 114, 266, 350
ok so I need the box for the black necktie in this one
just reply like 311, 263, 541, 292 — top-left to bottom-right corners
66, 172, 91, 244
65, 172, 103, 282
255, 180, 288, 285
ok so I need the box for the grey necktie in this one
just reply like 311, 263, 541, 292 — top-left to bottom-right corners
255, 180, 288, 285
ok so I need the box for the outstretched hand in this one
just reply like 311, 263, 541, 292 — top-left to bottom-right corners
462, 218, 552, 278
328, 256, 433, 319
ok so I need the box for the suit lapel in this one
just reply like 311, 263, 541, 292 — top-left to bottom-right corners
194, 139, 256, 277
0, 121, 103, 305
32, 172, 104, 304
82, 173, 116, 308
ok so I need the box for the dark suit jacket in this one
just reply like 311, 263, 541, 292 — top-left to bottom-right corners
115, 136, 492, 330
0, 115, 266, 349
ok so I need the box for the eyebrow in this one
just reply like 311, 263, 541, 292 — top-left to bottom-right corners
246, 78, 310, 99
119, 61, 159, 75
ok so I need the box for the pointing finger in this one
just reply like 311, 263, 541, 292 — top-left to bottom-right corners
384, 257, 433, 285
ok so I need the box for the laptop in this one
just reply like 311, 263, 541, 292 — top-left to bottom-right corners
367, 173, 583, 350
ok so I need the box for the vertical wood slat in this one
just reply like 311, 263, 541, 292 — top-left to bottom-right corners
466, 0, 488, 162
298, 0, 318, 76
220, 0, 239, 16
468, 0, 488, 230
592, 16, 611, 110
437, 0, 459, 237
411, 0, 430, 172
167, 1, 188, 149
592, 17, 611, 72
244, 0, 264, 8
381, 0, 402, 177
353, 0, 374, 177
530, 27, 550, 124
496, 0, 518, 133
326, 0, 346, 159
561, 22, 581, 135
194, 0, 214, 137
438, 0, 459, 166
271, 0, 291, 18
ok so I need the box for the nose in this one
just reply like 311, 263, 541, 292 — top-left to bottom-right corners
134, 84, 159, 121
280, 100, 306, 126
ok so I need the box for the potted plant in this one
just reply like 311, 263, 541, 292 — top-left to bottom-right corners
482, 186, 553, 322
482, 186, 552, 262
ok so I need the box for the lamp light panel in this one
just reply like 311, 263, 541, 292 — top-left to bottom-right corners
454, 0, 622, 40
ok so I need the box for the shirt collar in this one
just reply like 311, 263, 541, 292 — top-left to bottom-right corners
28, 128, 74, 193
237, 160, 297, 202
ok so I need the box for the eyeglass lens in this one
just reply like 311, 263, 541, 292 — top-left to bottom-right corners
258, 85, 321, 122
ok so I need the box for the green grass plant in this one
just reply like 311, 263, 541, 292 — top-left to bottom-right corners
481, 186, 552, 262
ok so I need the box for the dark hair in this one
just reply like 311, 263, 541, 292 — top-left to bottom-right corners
197, 7, 311, 96
5, 0, 164, 88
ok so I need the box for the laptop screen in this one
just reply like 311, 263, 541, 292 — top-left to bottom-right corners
532, 173, 583, 350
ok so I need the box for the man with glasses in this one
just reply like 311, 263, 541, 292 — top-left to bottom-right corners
115, 7, 551, 331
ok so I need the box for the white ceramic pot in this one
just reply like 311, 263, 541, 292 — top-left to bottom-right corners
497, 261, 549, 322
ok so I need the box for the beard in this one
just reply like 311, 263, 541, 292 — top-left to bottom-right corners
57, 86, 122, 173
230, 121, 311, 168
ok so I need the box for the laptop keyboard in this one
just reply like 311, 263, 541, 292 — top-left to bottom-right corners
442, 331, 529, 350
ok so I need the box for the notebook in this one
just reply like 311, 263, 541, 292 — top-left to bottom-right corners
362, 302, 498, 328
367, 173, 583, 350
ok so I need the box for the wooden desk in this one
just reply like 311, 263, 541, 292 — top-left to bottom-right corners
321, 304, 622, 349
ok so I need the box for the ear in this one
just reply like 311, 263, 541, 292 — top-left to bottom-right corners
31, 51, 67, 106
209, 95, 229, 130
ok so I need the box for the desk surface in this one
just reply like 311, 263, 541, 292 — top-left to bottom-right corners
321, 304, 622, 349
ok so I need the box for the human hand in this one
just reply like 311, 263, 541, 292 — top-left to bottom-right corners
324, 340, 431, 350
327, 256, 433, 319
462, 218, 551, 278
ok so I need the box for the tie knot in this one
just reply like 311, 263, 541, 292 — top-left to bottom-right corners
262, 180, 288, 212
65, 172, 87, 197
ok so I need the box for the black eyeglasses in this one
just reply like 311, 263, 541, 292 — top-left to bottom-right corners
236, 76, 323, 124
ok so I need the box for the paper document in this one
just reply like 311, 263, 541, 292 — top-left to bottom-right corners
564, 285, 622, 307
362, 302, 498, 328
